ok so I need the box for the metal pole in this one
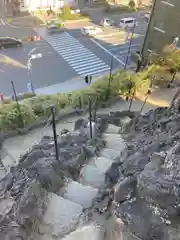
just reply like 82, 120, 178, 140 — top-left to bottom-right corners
27, 59, 35, 94
93, 96, 98, 121
88, 97, 93, 139
108, 56, 113, 87
167, 71, 176, 88
140, 0, 157, 57
128, 87, 136, 112
139, 90, 151, 113
11, 80, 24, 129
50, 105, 59, 160
106, 56, 113, 99
124, 20, 136, 70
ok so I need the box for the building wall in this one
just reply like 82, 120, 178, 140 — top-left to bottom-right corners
143, 0, 180, 57
20, 0, 66, 10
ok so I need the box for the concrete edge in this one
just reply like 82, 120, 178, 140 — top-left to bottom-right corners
2, 96, 124, 140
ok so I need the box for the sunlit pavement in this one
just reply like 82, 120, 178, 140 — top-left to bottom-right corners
88, 20, 147, 67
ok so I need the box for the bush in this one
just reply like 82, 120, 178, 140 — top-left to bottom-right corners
104, 4, 135, 13
128, 0, 135, 9
0, 102, 36, 131
0, 70, 150, 132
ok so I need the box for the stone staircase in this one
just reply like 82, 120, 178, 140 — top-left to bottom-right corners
37, 121, 128, 240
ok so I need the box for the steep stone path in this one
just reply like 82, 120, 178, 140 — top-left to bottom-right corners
36, 119, 130, 240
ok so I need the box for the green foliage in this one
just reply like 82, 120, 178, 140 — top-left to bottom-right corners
156, 46, 180, 72
104, 4, 135, 13
0, 102, 36, 131
23, 92, 36, 100
128, 0, 135, 9
0, 70, 150, 132
63, 4, 71, 18
57, 5, 87, 21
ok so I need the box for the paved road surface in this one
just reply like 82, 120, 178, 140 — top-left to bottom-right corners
0, 39, 77, 96
0, 11, 148, 96
37, 28, 121, 77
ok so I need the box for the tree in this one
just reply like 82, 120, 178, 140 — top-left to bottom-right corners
128, 0, 135, 9
161, 45, 180, 87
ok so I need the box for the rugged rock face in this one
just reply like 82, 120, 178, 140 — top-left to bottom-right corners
102, 103, 180, 239
0, 117, 105, 239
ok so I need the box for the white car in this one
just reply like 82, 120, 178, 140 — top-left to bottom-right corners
119, 17, 136, 29
81, 26, 102, 36
100, 18, 115, 27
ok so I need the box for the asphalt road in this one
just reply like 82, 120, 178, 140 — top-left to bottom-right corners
0, 23, 77, 96
0, 41, 77, 96
0, 10, 148, 96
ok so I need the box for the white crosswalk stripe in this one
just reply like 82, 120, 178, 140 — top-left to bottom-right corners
45, 32, 110, 76
0, 19, 5, 26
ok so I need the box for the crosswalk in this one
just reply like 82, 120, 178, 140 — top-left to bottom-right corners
45, 32, 110, 76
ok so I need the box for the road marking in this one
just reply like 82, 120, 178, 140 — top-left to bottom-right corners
42, 32, 110, 76
96, 31, 125, 38
108, 44, 140, 51
0, 19, 5, 25
90, 38, 125, 66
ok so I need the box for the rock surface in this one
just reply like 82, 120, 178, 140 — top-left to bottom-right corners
80, 165, 105, 188
0, 117, 105, 239
39, 193, 83, 238
100, 106, 180, 239
63, 181, 98, 208
61, 225, 104, 240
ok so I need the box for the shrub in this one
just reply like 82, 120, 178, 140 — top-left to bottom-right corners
26, 95, 58, 118
23, 92, 36, 100
0, 102, 36, 131
128, 0, 135, 9
0, 70, 150, 132
104, 4, 135, 13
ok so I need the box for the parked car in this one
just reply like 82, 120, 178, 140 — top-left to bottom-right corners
0, 37, 22, 49
47, 20, 64, 33
81, 26, 102, 36
119, 17, 136, 29
100, 18, 115, 27
145, 12, 150, 22
70, 6, 80, 14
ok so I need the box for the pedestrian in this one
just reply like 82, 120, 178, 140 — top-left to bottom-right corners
89, 75, 92, 84
27, 81, 34, 93
124, 26, 129, 42
85, 75, 89, 84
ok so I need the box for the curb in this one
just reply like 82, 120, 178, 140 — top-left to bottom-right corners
64, 18, 90, 24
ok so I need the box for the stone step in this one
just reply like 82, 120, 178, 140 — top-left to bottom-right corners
39, 193, 83, 238
100, 148, 120, 162
61, 224, 104, 240
63, 181, 98, 209
105, 124, 121, 134
89, 156, 114, 174
103, 133, 126, 152
120, 116, 132, 126
79, 165, 105, 188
